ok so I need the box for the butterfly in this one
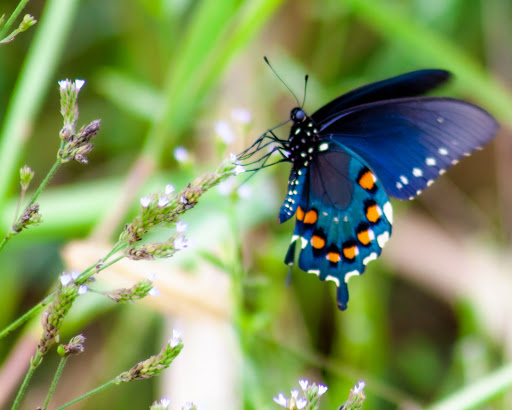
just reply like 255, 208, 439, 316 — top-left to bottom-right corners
238, 69, 498, 310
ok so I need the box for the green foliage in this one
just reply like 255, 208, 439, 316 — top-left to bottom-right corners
1, 0, 511, 408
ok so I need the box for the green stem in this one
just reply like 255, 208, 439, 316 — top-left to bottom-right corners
43, 356, 68, 410
76, 243, 126, 284
0, 159, 61, 254
0, 0, 31, 39
55, 378, 119, 410
0, 293, 54, 340
27, 159, 62, 208
11, 351, 42, 410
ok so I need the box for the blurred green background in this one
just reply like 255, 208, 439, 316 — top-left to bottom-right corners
1, 0, 512, 408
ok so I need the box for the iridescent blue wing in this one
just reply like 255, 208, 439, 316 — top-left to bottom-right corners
317, 98, 498, 200
311, 70, 451, 123
283, 143, 392, 310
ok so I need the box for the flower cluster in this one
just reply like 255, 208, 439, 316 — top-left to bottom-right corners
36, 274, 87, 359
57, 334, 86, 357
11, 203, 41, 233
120, 156, 242, 249
116, 329, 183, 382
340, 381, 366, 410
19, 165, 34, 190
274, 379, 328, 410
104, 276, 159, 302
57, 79, 101, 163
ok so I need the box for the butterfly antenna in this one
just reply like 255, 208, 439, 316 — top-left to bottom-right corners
301, 74, 309, 108
264, 56, 301, 107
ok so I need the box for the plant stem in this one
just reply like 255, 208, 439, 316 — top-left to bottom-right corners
0, 159, 62, 254
55, 378, 118, 410
0, 242, 126, 341
27, 159, 62, 208
0, 293, 54, 341
43, 356, 68, 410
11, 351, 43, 410
0, 0, 31, 39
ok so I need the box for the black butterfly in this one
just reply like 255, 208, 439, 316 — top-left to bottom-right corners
239, 69, 498, 310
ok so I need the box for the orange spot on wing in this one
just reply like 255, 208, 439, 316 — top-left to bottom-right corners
359, 171, 376, 191
326, 252, 341, 263
366, 204, 381, 223
304, 209, 317, 224
311, 235, 325, 249
296, 206, 305, 221
343, 246, 357, 260
357, 230, 371, 245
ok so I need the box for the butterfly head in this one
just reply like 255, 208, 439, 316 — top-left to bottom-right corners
291, 107, 307, 123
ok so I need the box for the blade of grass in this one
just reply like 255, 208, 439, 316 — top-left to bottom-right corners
0, 0, 80, 215
426, 362, 512, 410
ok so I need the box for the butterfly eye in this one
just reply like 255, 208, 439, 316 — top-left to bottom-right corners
291, 108, 306, 123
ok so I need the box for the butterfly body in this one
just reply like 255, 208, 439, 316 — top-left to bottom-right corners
241, 69, 498, 310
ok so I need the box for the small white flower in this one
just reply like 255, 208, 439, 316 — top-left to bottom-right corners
176, 221, 188, 233
174, 146, 189, 162
158, 197, 170, 207
215, 120, 235, 143
71, 270, 80, 280
75, 79, 85, 91
58, 80, 68, 90
230, 152, 237, 162
237, 185, 252, 199
353, 380, 365, 395
234, 164, 245, 175
273, 393, 287, 407
149, 286, 160, 296
318, 384, 328, 396
291, 389, 299, 399
165, 184, 175, 195
148, 272, 157, 281
182, 403, 194, 410
174, 236, 188, 250
140, 196, 152, 208
231, 108, 252, 124
160, 397, 171, 408
299, 379, 309, 391
170, 328, 182, 348
296, 398, 307, 409
60, 273, 72, 286
180, 196, 188, 204
78, 285, 88, 295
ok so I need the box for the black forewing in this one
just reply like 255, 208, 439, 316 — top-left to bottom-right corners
311, 70, 451, 123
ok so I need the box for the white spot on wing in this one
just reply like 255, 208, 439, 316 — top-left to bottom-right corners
363, 252, 378, 265
377, 231, 390, 248
300, 237, 308, 249
426, 157, 436, 166
412, 168, 423, 177
400, 175, 409, 185
427, 179, 434, 186
439, 147, 448, 156
308, 269, 320, 276
396, 182, 403, 189
383, 202, 393, 224
344, 270, 360, 283
326, 275, 340, 286
439, 169, 446, 175
319, 143, 329, 151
